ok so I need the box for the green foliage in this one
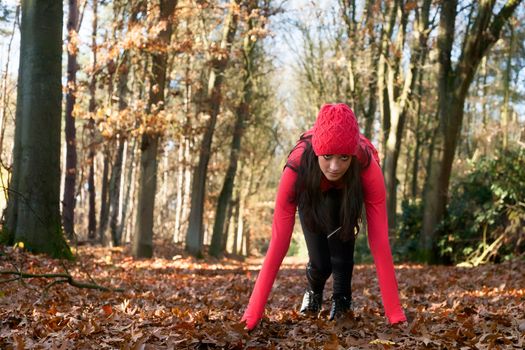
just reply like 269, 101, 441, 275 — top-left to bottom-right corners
286, 235, 301, 257
353, 231, 373, 264
393, 199, 424, 262
256, 232, 307, 258
255, 236, 270, 256
438, 148, 525, 264
0, 226, 12, 245
393, 148, 525, 264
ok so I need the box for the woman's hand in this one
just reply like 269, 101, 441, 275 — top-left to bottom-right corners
392, 320, 409, 328
241, 309, 262, 331
389, 311, 410, 330
387, 311, 407, 325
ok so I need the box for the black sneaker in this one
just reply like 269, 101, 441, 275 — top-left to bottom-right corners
329, 295, 352, 321
299, 290, 322, 316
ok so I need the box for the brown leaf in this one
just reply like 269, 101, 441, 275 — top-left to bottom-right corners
518, 319, 525, 332
2, 245, 524, 348
13, 334, 25, 350
102, 304, 113, 316
323, 333, 340, 350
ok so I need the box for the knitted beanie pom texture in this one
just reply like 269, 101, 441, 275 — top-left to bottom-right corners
312, 103, 360, 156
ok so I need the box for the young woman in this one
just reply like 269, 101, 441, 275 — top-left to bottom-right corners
241, 103, 407, 330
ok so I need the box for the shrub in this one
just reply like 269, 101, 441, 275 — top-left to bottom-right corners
393, 199, 424, 262
438, 147, 525, 265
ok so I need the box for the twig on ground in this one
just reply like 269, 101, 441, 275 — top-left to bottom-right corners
0, 270, 124, 292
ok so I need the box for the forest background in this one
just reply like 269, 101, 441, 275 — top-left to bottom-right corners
1, 0, 523, 264
0, 0, 524, 348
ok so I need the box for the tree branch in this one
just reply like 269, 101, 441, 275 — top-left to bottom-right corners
489, 0, 523, 40
0, 270, 124, 292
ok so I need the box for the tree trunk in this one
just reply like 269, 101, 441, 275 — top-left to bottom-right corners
62, 0, 80, 240
230, 198, 239, 255
244, 221, 251, 256
383, 1, 407, 231
180, 136, 192, 242
411, 69, 425, 198
222, 196, 235, 252
87, 146, 97, 240
236, 178, 247, 255
174, 135, 185, 242
98, 21, 118, 246
3, 1, 71, 258
109, 50, 130, 246
420, 0, 522, 263
118, 138, 136, 242
501, 25, 514, 150
210, 2, 257, 257
132, 0, 176, 258
177, 60, 194, 243
363, 0, 380, 138
377, 0, 398, 154
340, 0, 380, 136
98, 149, 110, 244
383, 0, 431, 230
109, 2, 144, 244
109, 136, 125, 245
339, 0, 358, 108
87, 0, 98, 241
401, 132, 411, 202
185, 0, 241, 257
0, 6, 18, 182
480, 57, 489, 128
133, 133, 158, 257
209, 103, 246, 256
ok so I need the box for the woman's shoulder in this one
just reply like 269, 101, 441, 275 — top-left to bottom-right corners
285, 129, 313, 171
357, 134, 381, 167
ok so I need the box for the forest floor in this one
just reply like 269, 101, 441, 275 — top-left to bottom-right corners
0, 242, 524, 349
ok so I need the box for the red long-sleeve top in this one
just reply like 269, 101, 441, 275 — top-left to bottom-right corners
241, 132, 406, 330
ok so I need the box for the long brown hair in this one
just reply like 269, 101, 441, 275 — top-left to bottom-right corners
287, 133, 372, 241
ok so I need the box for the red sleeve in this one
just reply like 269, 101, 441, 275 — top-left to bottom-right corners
361, 157, 407, 324
241, 147, 303, 330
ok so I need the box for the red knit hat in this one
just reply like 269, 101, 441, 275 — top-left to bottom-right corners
312, 103, 360, 156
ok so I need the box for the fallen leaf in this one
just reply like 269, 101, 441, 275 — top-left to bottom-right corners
370, 339, 396, 345
102, 304, 113, 316
1, 244, 524, 349
323, 333, 340, 350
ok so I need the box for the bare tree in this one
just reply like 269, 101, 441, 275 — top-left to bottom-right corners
421, 0, 523, 262
109, 1, 145, 246
185, 0, 241, 257
3, 0, 71, 258
383, 0, 432, 230
210, 0, 265, 257
132, 0, 177, 258
63, 0, 81, 240
87, 0, 98, 241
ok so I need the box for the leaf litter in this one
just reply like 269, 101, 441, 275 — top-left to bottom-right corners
0, 244, 524, 349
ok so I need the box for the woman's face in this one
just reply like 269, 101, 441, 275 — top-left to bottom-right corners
318, 154, 352, 181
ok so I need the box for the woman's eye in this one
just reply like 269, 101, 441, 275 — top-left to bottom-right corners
340, 156, 349, 161
323, 155, 333, 160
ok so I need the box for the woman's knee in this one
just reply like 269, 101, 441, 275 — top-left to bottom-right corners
307, 260, 332, 280
330, 256, 354, 272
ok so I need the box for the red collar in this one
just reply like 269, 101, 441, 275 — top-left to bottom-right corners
320, 174, 344, 192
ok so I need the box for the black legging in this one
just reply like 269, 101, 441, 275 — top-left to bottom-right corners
298, 188, 356, 298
